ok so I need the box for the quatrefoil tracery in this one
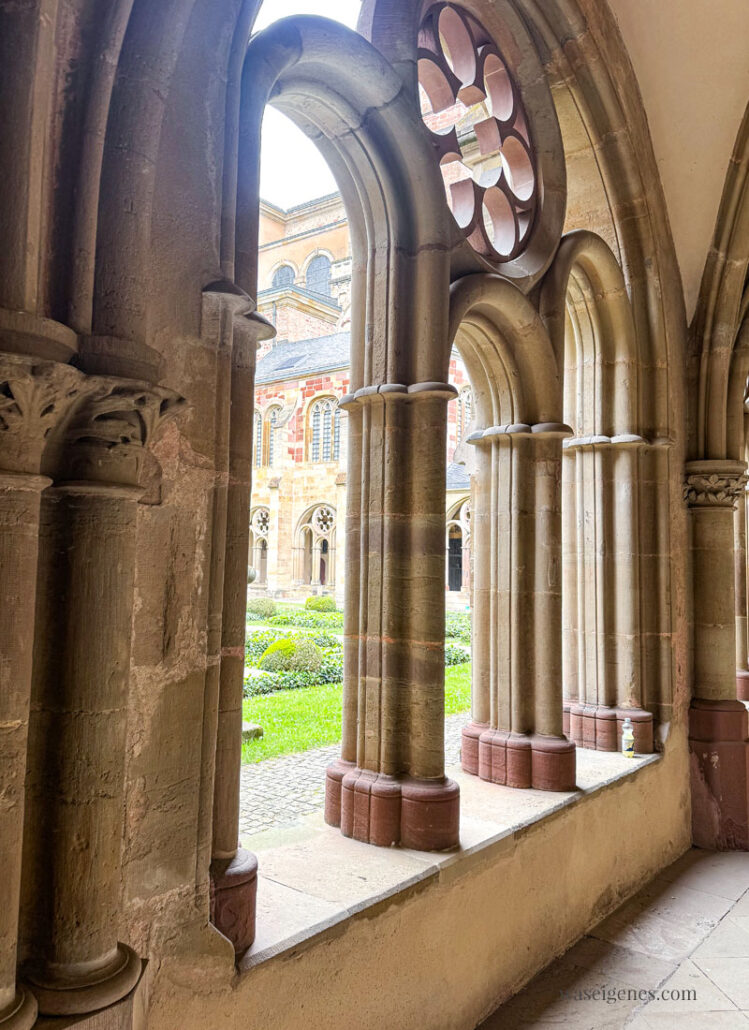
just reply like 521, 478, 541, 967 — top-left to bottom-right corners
417, 2, 538, 263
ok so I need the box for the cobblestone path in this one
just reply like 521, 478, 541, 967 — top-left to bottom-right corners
239, 712, 466, 837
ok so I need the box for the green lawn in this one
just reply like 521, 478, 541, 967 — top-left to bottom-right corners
242, 661, 472, 764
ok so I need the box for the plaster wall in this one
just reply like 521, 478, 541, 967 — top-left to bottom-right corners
606, 0, 749, 320
149, 742, 691, 1030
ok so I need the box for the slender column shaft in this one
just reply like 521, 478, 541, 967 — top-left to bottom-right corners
531, 433, 565, 739
692, 504, 740, 702
470, 442, 492, 727
23, 482, 143, 1015
0, 474, 46, 1030
735, 489, 748, 672
561, 448, 579, 707
210, 317, 266, 956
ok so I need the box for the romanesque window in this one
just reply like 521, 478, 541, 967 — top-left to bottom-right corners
309, 397, 341, 462
305, 254, 331, 297
272, 264, 295, 289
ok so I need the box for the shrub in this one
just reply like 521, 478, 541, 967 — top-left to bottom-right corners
245, 629, 287, 663
445, 612, 471, 644
259, 635, 323, 674
311, 631, 341, 649
304, 596, 337, 612
247, 597, 277, 620
445, 643, 470, 666
269, 610, 344, 631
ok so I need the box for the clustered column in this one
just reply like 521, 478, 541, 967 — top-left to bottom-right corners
0, 355, 83, 1030
562, 435, 654, 753
20, 379, 182, 1017
325, 384, 460, 850
461, 423, 576, 791
685, 460, 749, 850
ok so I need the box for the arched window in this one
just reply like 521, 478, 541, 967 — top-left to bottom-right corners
253, 411, 263, 468
309, 397, 341, 462
446, 499, 471, 594
456, 387, 473, 446
248, 507, 271, 586
294, 505, 337, 587
272, 264, 295, 289
305, 254, 331, 297
267, 405, 282, 467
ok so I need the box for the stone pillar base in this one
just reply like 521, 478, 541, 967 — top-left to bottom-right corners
325, 767, 460, 851
568, 703, 654, 753
737, 670, 749, 703
460, 722, 486, 776
210, 849, 258, 956
27, 944, 142, 1018
323, 758, 357, 826
34, 962, 146, 1029
0, 988, 37, 1030
689, 699, 749, 851
476, 730, 576, 791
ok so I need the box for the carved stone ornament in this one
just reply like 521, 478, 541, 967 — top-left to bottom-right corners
0, 353, 85, 475
683, 461, 748, 508
49, 378, 186, 488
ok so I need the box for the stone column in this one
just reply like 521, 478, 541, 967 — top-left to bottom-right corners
210, 311, 272, 955
685, 460, 749, 850
563, 436, 653, 753
334, 472, 347, 607
0, 356, 85, 1030
463, 424, 575, 791
736, 486, 749, 701
20, 378, 182, 1017
266, 477, 281, 592
325, 384, 460, 850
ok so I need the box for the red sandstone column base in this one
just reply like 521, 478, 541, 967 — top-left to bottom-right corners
325, 766, 460, 850
737, 670, 749, 703
26, 944, 141, 1017
0, 988, 37, 1030
476, 730, 576, 791
689, 699, 749, 851
568, 703, 654, 753
210, 848, 258, 956
460, 721, 486, 776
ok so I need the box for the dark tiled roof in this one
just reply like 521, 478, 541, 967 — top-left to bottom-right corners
446, 462, 470, 491
256, 331, 350, 383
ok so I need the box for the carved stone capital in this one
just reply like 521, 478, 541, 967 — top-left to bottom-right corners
43, 377, 186, 488
684, 460, 748, 509
0, 353, 85, 476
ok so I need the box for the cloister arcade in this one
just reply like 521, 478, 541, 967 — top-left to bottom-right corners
0, 1, 747, 1029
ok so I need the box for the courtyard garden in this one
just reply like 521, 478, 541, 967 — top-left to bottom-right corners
242, 597, 472, 763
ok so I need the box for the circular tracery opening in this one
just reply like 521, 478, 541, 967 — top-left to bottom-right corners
417, 2, 538, 263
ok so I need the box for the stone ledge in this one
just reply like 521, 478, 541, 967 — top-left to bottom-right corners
238, 749, 660, 972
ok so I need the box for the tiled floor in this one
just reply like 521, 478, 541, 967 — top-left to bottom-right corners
479, 848, 749, 1029
238, 711, 466, 835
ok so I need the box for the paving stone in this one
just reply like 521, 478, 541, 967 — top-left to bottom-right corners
239, 712, 466, 836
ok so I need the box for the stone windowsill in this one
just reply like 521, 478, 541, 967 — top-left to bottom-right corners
238, 750, 660, 973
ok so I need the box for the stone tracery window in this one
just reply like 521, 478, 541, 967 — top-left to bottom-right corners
417, 2, 538, 262
295, 504, 337, 587
309, 397, 341, 462
249, 506, 271, 585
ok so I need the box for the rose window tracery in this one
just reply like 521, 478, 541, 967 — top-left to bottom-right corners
417, 2, 537, 262
252, 507, 270, 537
312, 505, 335, 536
